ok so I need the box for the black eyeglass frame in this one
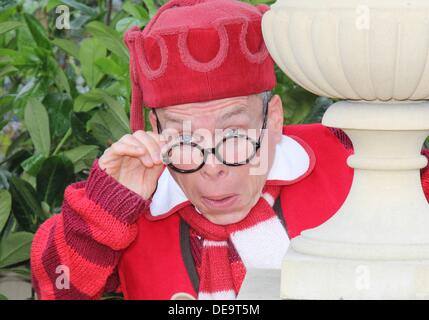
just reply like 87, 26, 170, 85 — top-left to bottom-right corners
153, 93, 272, 174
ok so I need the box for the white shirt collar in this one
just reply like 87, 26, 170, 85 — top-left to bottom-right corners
147, 134, 315, 220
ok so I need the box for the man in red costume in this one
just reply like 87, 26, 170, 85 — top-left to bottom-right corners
30, 0, 429, 300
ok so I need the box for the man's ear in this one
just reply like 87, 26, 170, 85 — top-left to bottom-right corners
268, 94, 284, 142
149, 109, 158, 133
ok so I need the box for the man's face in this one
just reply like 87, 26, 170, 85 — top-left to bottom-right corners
150, 94, 284, 225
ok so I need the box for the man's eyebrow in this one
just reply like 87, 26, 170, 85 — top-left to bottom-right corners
161, 106, 250, 125
219, 106, 250, 123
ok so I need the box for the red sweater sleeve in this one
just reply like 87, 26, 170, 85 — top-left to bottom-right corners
30, 158, 150, 300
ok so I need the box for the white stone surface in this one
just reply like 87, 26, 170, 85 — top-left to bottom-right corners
262, 0, 429, 101
282, 248, 429, 300
237, 268, 281, 300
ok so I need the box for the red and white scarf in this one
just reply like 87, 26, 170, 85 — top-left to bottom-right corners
179, 184, 289, 300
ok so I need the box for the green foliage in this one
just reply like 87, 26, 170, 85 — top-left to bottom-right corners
0, 0, 328, 299
36, 155, 75, 209
0, 232, 34, 268
0, 0, 146, 299
9, 175, 46, 233
24, 99, 51, 157
0, 190, 11, 234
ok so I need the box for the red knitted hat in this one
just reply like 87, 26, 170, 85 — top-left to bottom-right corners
123, 0, 277, 132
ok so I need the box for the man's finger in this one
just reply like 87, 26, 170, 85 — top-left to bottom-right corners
133, 131, 163, 164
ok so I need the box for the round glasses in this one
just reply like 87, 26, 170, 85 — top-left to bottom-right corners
153, 93, 272, 174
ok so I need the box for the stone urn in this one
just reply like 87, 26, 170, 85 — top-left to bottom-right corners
262, 0, 429, 299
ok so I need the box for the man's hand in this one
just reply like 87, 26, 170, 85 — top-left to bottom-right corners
98, 131, 166, 200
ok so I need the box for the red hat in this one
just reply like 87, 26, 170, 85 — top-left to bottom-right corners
123, 0, 277, 132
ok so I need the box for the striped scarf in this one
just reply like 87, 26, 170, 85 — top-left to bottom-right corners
179, 184, 289, 299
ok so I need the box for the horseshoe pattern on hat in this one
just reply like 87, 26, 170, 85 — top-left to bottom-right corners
134, 32, 169, 80
238, 18, 269, 64
177, 23, 229, 73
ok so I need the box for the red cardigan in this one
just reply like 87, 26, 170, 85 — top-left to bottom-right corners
30, 123, 429, 299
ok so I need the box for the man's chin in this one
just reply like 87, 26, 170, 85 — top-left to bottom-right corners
201, 209, 249, 225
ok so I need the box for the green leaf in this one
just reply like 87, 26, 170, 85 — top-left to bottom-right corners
0, 48, 38, 68
143, 0, 158, 18
123, 1, 149, 21
104, 80, 129, 98
94, 57, 127, 80
23, 14, 51, 50
74, 90, 130, 146
0, 56, 13, 65
88, 122, 116, 147
115, 17, 144, 33
0, 232, 34, 268
70, 14, 91, 30
0, 96, 13, 118
0, 293, 7, 300
0, 169, 11, 190
47, 0, 62, 12
0, 4, 17, 23
24, 99, 51, 157
84, 20, 120, 40
16, 19, 37, 51
0, 119, 8, 131
15, 77, 49, 112
9, 177, 44, 233
21, 154, 47, 176
51, 38, 79, 59
0, 190, 11, 234
0, 65, 17, 78
70, 112, 100, 146
0, 1, 16, 14
85, 90, 130, 140
74, 91, 104, 113
85, 21, 129, 61
36, 156, 75, 209
79, 38, 106, 88
61, 145, 99, 173
0, 21, 23, 36
60, 0, 98, 17
5, 131, 30, 159
303, 97, 333, 124
43, 93, 73, 140
47, 56, 71, 94
20, 171, 36, 190
88, 106, 129, 143
41, 199, 50, 214
101, 94, 130, 134
74, 90, 129, 134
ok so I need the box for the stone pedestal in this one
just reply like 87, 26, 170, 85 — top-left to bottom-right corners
237, 269, 281, 300
281, 249, 429, 300
262, 0, 429, 299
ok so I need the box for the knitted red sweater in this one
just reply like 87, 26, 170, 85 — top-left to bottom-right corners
30, 131, 429, 300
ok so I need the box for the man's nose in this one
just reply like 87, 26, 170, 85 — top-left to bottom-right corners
200, 152, 227, 179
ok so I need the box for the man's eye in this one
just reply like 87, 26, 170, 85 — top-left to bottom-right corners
176, 133, 204, 143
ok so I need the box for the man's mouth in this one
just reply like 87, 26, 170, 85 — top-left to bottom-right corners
201, 194, 239, 210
